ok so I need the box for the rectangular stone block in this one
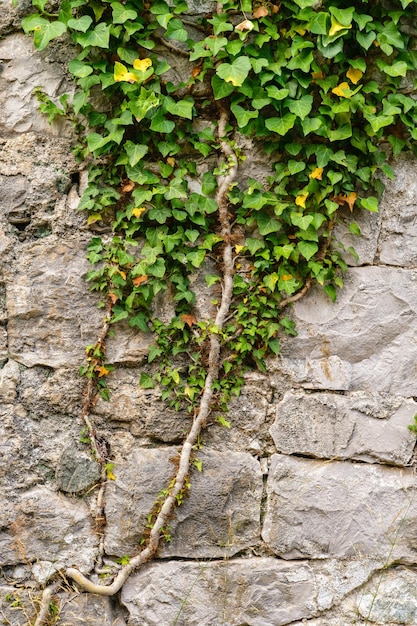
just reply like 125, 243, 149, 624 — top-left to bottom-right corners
262, 454, 417, 562
104, 448, 262, 558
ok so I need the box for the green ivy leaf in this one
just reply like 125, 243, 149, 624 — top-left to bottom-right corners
359, 196, 379, 212
165, 98, 194, 119
211, 75, 235, 99
216, 56, 251, 87
286, 95, 313, 120
67, 16, 93, 32
230, 103, 259, 128
256, 213, 281, 235
76, 23, 111, 48
297, 241, 318, 260
265, 114, 296, 135
124, 142, 148, 167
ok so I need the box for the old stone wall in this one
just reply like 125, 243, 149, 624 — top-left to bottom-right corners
2, 1, 417, 625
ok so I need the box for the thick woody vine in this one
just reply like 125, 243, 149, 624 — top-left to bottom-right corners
23, 0, 417, 618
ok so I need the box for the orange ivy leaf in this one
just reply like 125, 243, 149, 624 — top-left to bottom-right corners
96, 365, 110, 378
191, 66, 201, 78
253, 6, 269, 18
109, 292, 118, 304
167, 157, 176, 167
132, 275, 148, 286
181, 314, 197, 327
332, 192, 357, 212
236, 19, 254, 31
122, 180, 135, 193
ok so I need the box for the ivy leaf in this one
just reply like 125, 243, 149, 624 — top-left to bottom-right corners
265, 113, 296, 135
67, 16, 93, 32
359, 196, 379, 212
111, 1, 138, 23
256, 213, 281, 235
150, 111, 175, 133
382, 61, 408, 77
216, 56, 251, 87
68, 59, 93, 78
77, 23, 111, 48
230, 103, 259, 127
165, 98, 194, 119
211, 75, 235, 99
124, 141, 148, 167
187, 249, 206, 268
29, 18, 67, 50
140, 373, 156, 389
286, 95, 313, 120
297, 241, 318, 260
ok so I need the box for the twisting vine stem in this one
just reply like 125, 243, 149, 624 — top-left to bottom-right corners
66, 103, 238, 596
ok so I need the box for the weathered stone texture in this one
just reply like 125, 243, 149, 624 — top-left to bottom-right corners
278, 266, 417, 396
262, 454, 417, 563
121, 556, 380, 626
0, 486, 97, 581
104, 448, 262, 558
271, 390, 416, 465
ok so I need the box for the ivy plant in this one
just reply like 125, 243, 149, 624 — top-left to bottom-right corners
23, 0, 417, 611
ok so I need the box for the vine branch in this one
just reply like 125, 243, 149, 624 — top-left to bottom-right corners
65, 106, 238, 597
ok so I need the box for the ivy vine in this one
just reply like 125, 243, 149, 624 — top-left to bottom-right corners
22, 0, 417, 617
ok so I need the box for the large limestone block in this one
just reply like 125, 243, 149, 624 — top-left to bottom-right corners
271, 390, 416, 465
104, 448, 262, 558
277, 266, 417, 395
121, 557, 379, 626
0, 486, 97, 581
5, 238, 102, 367
262, 454, 417, 562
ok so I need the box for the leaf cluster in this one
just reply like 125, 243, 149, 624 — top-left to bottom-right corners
24, 0, 417, 408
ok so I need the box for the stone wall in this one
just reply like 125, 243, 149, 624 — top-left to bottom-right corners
2, 1, 417, 625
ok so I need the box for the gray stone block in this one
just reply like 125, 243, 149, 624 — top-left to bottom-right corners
277, 266, 417, 395
262, 454, 417, 562
271, 390, 416, 465
104, 448, 262, 558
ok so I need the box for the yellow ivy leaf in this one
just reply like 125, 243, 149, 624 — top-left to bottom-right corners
281, 274, 293, 281
329, 18, 351, 38
119, 270, 127, 280
234, 244, 245, 253
295, 192, 309, 208
309, 167, 324, 180
167, 157, 176, 167
133, 58, 152, 72
294, 26, 306, 36
132, 206, 147, 218
114, 61, 138, 83
346, 67, 363, 85
331, 82, 351, 98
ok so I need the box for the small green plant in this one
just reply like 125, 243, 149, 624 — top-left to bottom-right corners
408, 414, 417, 434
